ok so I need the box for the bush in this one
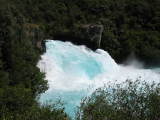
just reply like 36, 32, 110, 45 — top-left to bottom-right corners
0, 102, 71, 120
77, 80, 160, 120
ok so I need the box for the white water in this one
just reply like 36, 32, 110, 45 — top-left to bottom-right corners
38, 40, 160, 117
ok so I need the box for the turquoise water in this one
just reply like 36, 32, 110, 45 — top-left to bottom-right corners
44, 40, 105, 79
40, 90, 86, 117
38, 40, 160, 118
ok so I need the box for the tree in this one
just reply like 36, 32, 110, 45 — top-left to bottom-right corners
77, 80, 160, 120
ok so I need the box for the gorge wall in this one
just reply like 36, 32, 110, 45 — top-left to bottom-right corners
1, 0, 160, 66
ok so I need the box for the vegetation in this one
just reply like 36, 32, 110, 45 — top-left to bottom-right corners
1, 103, 69, 120
0, 0, 159, 64
0, 0, 69, 119
77, 80, 160, 120
0, 0, 160, 119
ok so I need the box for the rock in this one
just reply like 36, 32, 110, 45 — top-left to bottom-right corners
81, 24, 104, 49
53, 24, 104, 50
22, 23, 46, 52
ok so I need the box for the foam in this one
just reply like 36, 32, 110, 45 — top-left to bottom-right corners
38, 40, 160, 117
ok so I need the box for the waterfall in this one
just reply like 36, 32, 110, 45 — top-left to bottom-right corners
38, 40, 160, 117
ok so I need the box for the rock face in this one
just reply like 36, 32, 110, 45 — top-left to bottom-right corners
81, 24, 104, 49
22, 23, 46, 52
53, 24, 104, 50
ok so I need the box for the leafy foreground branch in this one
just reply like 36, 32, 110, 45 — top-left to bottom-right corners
0, 102, 70, 120
77, 80, 160, 120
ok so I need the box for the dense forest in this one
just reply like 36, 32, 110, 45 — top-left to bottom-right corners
1, 0, 160, 64
0, 0, 160, 119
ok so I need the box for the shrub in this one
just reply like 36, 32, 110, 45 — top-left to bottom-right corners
77, 80, 160, 120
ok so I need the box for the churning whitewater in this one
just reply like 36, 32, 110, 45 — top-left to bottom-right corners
38, 40, 160, 117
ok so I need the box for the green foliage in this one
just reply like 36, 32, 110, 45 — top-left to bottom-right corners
77, 80, 160, 120
0, 1, 71, 119
1, 103, 70, 120
0, 0, 160, 119
0, 0, 159, 64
